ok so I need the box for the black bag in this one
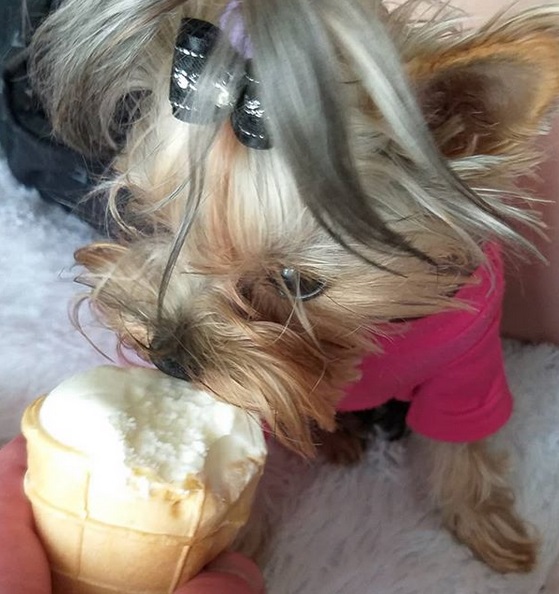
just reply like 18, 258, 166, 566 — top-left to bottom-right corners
0, 0, 111, 230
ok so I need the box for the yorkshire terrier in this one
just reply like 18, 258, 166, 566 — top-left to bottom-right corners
29, 0, 559, 574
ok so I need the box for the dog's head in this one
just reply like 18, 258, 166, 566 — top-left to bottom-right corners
74, 180, 473, 455
33, 0, 559, 454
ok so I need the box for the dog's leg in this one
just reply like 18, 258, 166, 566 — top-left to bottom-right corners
316, 402, 411, 465
314, 412, 373, 465
427, 439, 537, 573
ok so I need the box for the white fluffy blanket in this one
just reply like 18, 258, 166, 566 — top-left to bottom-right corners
2, 159, 559, 593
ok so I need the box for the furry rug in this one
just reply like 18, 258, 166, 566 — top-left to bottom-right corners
2, 158, 559, 593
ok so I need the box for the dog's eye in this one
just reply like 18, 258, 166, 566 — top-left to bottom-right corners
275, 268, 326, 301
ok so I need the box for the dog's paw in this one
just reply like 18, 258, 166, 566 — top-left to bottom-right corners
314, 412, 375, 465
317, 429, 368, 465
445, 503, 538, 573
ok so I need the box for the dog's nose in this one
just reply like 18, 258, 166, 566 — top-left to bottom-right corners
149, 331, 203, 382
151, 356, 193, 382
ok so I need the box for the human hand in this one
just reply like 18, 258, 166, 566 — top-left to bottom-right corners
0, 436, 265, 594
0, 435, 50, 594
176, 552, 266, 594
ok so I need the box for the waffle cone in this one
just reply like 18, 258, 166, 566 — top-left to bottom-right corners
22, 396, 264, 594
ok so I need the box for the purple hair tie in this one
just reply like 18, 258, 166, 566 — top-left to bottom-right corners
219, 0, 253, 59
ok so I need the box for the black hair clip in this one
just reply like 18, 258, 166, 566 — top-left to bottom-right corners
169, 18, 271, 150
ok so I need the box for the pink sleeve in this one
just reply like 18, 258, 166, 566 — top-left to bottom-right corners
406, 310, 513, 443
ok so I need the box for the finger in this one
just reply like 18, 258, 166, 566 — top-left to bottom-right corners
0, 436, 32, 524
0, 435, 28, 483
176, 552, 265, 594
0, 436, 51, 594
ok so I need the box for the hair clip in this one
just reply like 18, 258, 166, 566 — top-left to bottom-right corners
169, 17, 271, 150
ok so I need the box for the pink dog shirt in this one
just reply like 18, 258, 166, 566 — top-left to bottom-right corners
337, 243, 512, 443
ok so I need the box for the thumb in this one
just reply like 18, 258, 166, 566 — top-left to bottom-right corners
176, 552, 265, 594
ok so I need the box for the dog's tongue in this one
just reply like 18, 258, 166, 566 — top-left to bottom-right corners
38, 365, 266, 491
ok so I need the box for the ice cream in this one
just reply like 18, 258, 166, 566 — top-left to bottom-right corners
21, 365, 267, 594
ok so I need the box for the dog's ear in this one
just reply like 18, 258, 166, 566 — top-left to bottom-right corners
74, 243, 127, 273
408, 14, 559, 158
74, 242, 153, 349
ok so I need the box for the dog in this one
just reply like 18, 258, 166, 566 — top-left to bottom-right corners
29, 0, 559, 573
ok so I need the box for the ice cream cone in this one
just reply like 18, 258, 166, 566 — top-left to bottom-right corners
22, 395, 265, 594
